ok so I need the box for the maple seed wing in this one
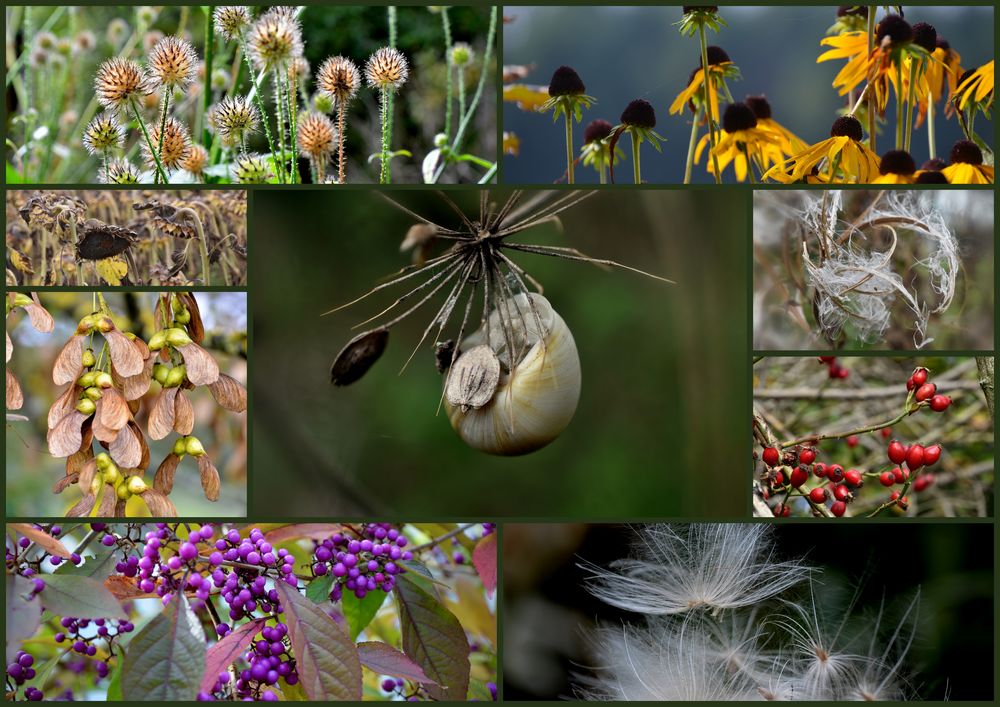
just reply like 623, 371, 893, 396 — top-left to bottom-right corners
330, 328, 390, 386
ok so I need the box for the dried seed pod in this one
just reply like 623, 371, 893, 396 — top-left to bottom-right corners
6, 369, 23, 409
76, 220, 138, 260
174, 389, 194, 435
53, 335, 86, 385
48, 410, 88, 457
176, 341, 220, 386
198, 455, 221, 501
154, 453, 181, 495
208, 373, 248, 412
446, 345, 501, 413
330, 328, 389, 386
148, 387, 178, 440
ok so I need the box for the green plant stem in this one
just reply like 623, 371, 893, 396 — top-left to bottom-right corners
379, 89, 391, 184
387, 5, 397, 182
631, 132, 641, 184
683, 106, 701, 184
130, 99, 169, 183
238, 34, 282, 183
155, 90, 172, 184
273, 73, 288, 183
458, 66, 467, 118
102, 149, 110, 185
904, 59, 917, 153
598, 159, 606, 185
780, 406, 916, 449
176, 207, 211, 286
68, 219, 83, 286
336, 103, 347, 184
564, 114, 575, 184
442, 7, 453, 142
926, 88, 936, 159
698, 23, 721, 184
285, 70, 300, 183
867, 9, 877, 152
895, 61, 904, 149
22, 6, 36, 180
478, 162, 497, 183
202, 9, 214, 149
742, 145, 756, 183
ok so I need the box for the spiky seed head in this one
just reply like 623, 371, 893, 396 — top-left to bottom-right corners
83, 113, 125, 154
95, 57, 151, 112
231, 153, 273, 184
210, 94, 259, 146
830, 115, 864, 141
75, 30, 97, 54
148, 35, 198, 90
102, 158, 142, 184
213, 6, 252, 41
56, 39, 73, 57
106, 19, 129, 46
136, 6, 159, 25
29, 50, 50, 69
211, 68, 231, 91
145, 116, 191, 169
313, 91, 334, 113
621, 98, 657, 129
248, 7, 303, 71
34, 31, 57, 51
450, 42, 474, 67
365, 47, 409, 92
297, 112, 336, 158
317, 55, 360, 106
181, 144, 209, 176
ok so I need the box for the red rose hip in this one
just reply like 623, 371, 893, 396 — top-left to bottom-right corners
762, 447, 780, 467
929, 395, 952, 412
911, 367, 928, 386
915, 383, 937, 402
808, 487, 827, 504
790, 466, 809, 487
830, 501, 847, 517
799, 448, 816, 465
905, 444, 925, 470
887, 440, 907, 464
922, 444, 942, 466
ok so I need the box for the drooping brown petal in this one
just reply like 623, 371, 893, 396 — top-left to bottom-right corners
154, 453, 181, 495
25, 295, 54, 333
108, 420, 142, 468
330, 329, 390, 386
91, 408, 118, 444
177, 293, 205, 343
114, 352, 155, 401
198, 455, 221, 502
98, 388, 130, 434
53, 472, 80, 494
104, 329, 143, 377
48, 385, 79, 429
48, 410, 88, 457
78, 459, 98, 496
143, 488, 178, 517
6, 330, 13, 363
174, 389, 194, 435
66, 493, 97, 517
178, 342, 220, 386
53, 334, 85, 385
6, 369, 23, 409
208, 373, 248, 412
131, 336, 151, 361
148, 388, 178, 440
97, 484, 118, 517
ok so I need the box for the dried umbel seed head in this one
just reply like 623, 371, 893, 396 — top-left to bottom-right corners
548, 65, 585, 96
297, 112, 336, 158
830, 115, 864, 141
82, 113, 125, 155
744, 94, 772, 120
584, 119, 614, 144
317, 55, 360, 106
213, 5, 252, 41
705, 45, 731, 65
879, 149, 916, 176
620, 99, 656, 129
231, 153, 273, 184
182, 144, 209, 176
450, 42, 474, 67
102, 158, 142, 184
210, 94, 259, 146
722, 101, 757, 132
147, 36, 198, 90
365, 46, 409, 92
446, 345, 501, 413
248, 7, 302, 70
145, 116, 192, 170
949, 139, 984, 165
94, 57, 150, 112
876, 14, 913, 45
911, 22, 938, 52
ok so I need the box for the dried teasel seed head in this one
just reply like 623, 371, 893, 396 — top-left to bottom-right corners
317, 55, 360, 106
450, 42, 474, 67
209, 94, 259, 146
231, 153, 273, 184
144, 116, 192, 170
102, 158, 142, 184
365, 46, 409, 92
148, 35, 198, 90
248, 7, 303, 71
106, 18, 129, 46
82, 113, 125, 155
181, 144, 209, 176
213, 5, 253, 41
34, 31, 57, 51
94, 57, 151, 112
297, 112, 336, 158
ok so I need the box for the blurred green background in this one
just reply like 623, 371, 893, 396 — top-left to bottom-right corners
251, 189, 746, 517
502, 5, 994, 184
503, 522, 994, 700
5, 292, 247, 516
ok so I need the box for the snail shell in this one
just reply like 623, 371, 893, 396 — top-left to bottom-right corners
445, 293, 581, 456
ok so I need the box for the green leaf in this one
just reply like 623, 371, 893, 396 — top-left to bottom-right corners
39, 575, 127, 619
467, 678, 495, 701
106, 658, 124, 701
121, 592, 206, 701
281, 679, 309, 701
56, 542, 119, 578
276, 582, 363, 700
342, 590, 386, 641
394, 574, 471, 701
6, 162, 25, 183
6, 575, 41, 663
201, 617, 267, 693
305, 575, 334, 604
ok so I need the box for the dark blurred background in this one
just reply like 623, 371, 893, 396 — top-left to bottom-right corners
502, 5, 994, 184
503, 523, 995, 700
251, 189, 746, 517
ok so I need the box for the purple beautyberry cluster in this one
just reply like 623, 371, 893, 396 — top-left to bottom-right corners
234, 624, 299, 699
209, 528, 297, 624
482, 523, 496, 536
7, 651, 42, 699
53, 616, 133, 680
133, 523, 217, 605
311, 524, 412, 602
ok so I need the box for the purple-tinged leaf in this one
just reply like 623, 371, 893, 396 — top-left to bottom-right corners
6, 575, 41, 663
40, 575, 127, 619
472, 534, 497, 597
121, 592, 205, 701
200, 618, 268, 693
357, 642, 438, 685
9, 523, 73, 558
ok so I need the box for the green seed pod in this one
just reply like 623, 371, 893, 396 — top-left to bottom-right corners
95, 452, 113, 470
126, 475, 148, 495
165, 365, 187, 388
96, 317, 114, 333
172, 438, 188, 456
147, 330, 168, 351
84, 386, 103, 401
13, 293, 34, 308
76, 314, 98, 335
165, 328, 193, 348
91, 476, 103, 495
77, 371, 98, 388
153, 364, 169, 385
95, 372, 114, 389
184, 436, 206, 457
116, 483, 132, 500
76, 398, 97, 416
171, 295, 184, 314
175, 308, 191, 324
81, 349, 97, 368
103, 466, 122, 486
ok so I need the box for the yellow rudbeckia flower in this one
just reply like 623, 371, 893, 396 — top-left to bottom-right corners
693, 102, 784, 181
762, 116, 881, 184
941, 139, 995, 184
872, 149, 917, 183
669, 46, 738, 123
955, 60, 995, 111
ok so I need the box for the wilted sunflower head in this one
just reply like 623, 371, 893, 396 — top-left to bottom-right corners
148, 35, 198, 90
94, 57, 151, 112
231, 153, 273, 184
317, 55, 360, 106
145, 117, 192, 170
210, 94, 260, 146
297, 112, 336, 158
101, 158, 143, 184
213, 6, 252, 41
83, 113, 125, 155
365, 46, 409, 92
247, 7, 303, 71
182, 144, 209, 176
